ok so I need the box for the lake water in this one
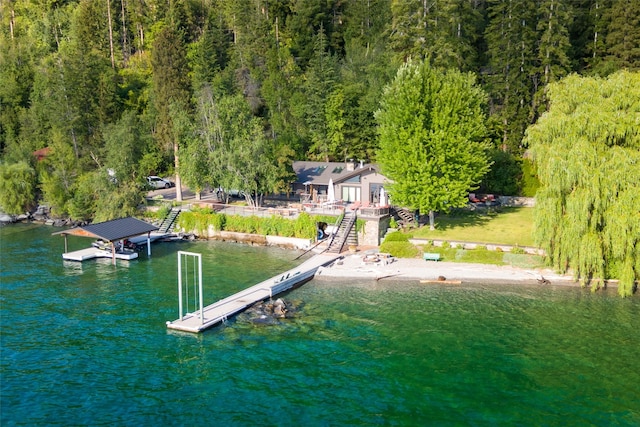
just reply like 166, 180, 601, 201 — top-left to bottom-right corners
1, 224, 639, 426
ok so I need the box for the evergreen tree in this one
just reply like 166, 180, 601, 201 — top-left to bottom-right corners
0, 38, 33, 158
376, 59, 491, 229
585, 0, 612, 73
389, 0, 483, 70
286, 0, 345, 66
567, 0, 599, 72
536, 0, 572, 86
388, 0, 425, 62
151, 23, 191, 200
604, 0, 640, 70
66, 168, 144, 221
187, 7, 231, 91
260, 18, 307, 159
532, 0, 573, 117
340, 39, 397, 162
304, 26, 338, 161
343, 0, 391, 47
485, 0, 538, 153
526, 71, 640, 297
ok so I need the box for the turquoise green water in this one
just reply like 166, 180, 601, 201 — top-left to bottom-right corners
1, 224, 639, 426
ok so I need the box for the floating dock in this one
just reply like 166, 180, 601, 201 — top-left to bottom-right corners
63, 247, 138, 261
166, 253, 341, 333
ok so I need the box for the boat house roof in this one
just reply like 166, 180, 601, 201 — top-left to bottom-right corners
53, 217, 158, 242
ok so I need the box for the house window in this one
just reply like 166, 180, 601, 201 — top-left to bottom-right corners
370, 183, 383, 204
342, 186, 361, 202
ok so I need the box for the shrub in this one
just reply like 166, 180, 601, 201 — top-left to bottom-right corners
502, 253, 545, 268
383, 231, 410, 242
510, 246, 526, 254
380, 241, 420, 258
177, 210, 347, 240
155, 204, 171, 221
178, 209, 221, 236
519, 158, 540, 197
479, 149, 521, 195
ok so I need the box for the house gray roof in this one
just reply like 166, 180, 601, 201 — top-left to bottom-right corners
293, 161, 379, 185
53, 217, 158, 242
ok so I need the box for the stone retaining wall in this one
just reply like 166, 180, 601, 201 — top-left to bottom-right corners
409, 238, 545, 255
498, 196, 535, 207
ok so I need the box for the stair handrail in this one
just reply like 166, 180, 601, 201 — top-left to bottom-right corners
160, 207, 181, 232
327, 211, 357, 253
322, 212, 345, 252
341, 212, 358, 249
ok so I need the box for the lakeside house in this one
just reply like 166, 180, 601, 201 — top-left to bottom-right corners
292, 160, 390, 207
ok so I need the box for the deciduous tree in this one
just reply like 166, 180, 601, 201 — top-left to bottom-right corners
376, 59, 491, 229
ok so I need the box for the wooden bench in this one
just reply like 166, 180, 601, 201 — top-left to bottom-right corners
423, 252, 441, 261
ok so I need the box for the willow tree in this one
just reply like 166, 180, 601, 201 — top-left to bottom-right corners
375, 59, 491, 229
0, 161, 36, 215
526, 71, 640, 297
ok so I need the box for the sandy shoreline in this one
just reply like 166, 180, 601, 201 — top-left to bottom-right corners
314, 252, 579, 286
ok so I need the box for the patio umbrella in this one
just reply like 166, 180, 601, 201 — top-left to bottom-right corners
379, 187, 387, 206
327, 178, 335, 202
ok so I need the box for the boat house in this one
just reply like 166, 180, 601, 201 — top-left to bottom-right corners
53, 217, 159, 263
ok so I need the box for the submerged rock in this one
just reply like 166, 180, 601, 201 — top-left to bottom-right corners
242, 298, 303, 325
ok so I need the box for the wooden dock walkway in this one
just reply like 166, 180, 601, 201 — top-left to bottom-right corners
166, 253, 341, 333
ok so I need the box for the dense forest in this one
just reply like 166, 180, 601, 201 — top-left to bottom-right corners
1, 0, 639, 220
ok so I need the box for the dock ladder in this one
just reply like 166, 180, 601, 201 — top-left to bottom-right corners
177, 251, 204, 325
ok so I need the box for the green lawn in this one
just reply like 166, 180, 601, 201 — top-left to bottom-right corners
408, 207, 536, 247
414, 245, 547, 268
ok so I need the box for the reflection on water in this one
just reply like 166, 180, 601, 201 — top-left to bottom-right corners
1, 224, 639, 426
